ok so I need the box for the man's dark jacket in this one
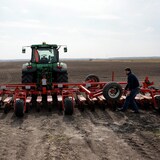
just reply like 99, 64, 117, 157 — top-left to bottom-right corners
125, 72, 139, 91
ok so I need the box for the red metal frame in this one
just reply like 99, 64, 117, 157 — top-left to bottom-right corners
0, 77, 160, 113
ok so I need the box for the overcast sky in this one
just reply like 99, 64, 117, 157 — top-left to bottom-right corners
0, 0, 160, 59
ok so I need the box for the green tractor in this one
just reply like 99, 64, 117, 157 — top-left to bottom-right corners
22, 42, 68, 88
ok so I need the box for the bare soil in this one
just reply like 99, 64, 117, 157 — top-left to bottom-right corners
0, 60, 160, 160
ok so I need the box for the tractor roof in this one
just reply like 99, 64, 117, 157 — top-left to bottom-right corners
31, 42, 58, 49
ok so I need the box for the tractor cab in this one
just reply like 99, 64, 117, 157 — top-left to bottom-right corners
31, 43, 59, 64
31, 48, 57, 64
22, 42, 67, 64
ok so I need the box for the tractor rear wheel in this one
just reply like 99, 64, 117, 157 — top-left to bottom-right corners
64, 97, 73, 115
57, 72, 68, 83
14, 99, 24, 117
103, 82, 122, 101
22, 72, 33, 83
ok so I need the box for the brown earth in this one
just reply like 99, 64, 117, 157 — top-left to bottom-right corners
0, 60, 160, 160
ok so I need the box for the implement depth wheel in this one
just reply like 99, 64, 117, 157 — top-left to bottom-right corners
14, 99, 24, 117
103, 82, 122, 101
85, 74, 100, 87
4, 103, 10, 114
64, 97, 73, 115
85, 74, 100, 82
155, 95, 160, 111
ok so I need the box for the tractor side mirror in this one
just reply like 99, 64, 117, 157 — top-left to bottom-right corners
64, 47, 67, 52
22, 48, 26, 53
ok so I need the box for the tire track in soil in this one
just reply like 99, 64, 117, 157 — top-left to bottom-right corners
82, 108, 160, 160
0, 114, 30, 160
134, 132, 160, 159
23, 115, 63, 160
100, 109, 160, 160
1, 113, 59, 160
25, 113, 81, 160
65, 109, 107, 160
118, 133, 158, 160
62, 110, 100, 160
68, 108, 144, 160
138, 132, 160, 154
109, 112, 160, 160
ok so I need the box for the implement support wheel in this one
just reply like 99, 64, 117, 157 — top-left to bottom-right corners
14, 99, 24, 117
155, 95, 160, 111
4, 103, 11, 114
64, 97, 73, 115
85, 74, 100, 82
85, 74, 100, 87
103, 82, 122, 101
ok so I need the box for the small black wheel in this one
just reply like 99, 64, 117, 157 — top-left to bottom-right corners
64, 97, 73, 115
4, 103, 10, 114
103, 82, 122, 101
78, 104, 85, 112
36, 103, 41, 112
48, 103, 52, 112
155, 95, 160, 110
25, 103, 30, 113
85, 74, 100, 82
14, 99, 24, 117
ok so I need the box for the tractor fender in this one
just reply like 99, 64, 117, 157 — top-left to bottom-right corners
53, 62, 68, 72
22, 63, 37, 73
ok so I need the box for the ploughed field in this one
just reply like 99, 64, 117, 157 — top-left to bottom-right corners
0, 60, 160, 160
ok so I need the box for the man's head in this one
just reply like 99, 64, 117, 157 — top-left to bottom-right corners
125, 67, 131, 75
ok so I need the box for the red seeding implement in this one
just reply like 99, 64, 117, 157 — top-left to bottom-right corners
0, 74, 160, 117
0, 43, 160, 117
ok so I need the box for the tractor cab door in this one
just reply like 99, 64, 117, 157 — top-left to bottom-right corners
31, 49, 40, 63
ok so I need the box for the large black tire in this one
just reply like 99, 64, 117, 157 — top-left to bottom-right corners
64, 97, 73, 115
22, 72, 33, 83
103, 82, 122, 101
14, 99, 24, 117
85, 74, 100, 82
57, 72, 68, 83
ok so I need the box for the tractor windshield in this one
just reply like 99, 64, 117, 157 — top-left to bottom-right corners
32, 48, 58, 63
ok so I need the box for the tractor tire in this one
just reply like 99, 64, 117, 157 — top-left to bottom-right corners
85, 74, 100, 82
14, 99, 24, 117
22, 72, 33, 83
57, 72, 68, 83
103, 82, 122, 101
64, 97, 73, 115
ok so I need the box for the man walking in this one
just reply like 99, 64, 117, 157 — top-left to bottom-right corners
118, 68, 140, 113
